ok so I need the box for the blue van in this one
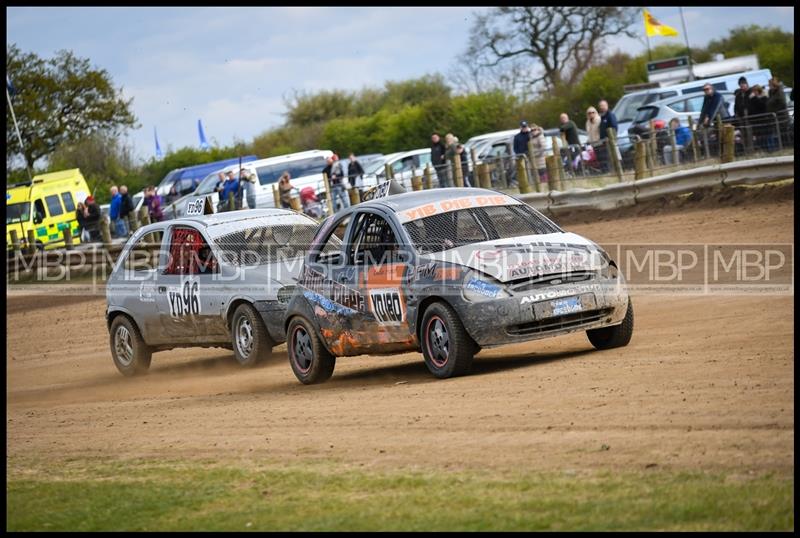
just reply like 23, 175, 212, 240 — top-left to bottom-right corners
157, 156, 258, 204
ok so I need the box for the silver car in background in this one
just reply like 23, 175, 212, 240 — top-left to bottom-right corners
105, 208, 319, 376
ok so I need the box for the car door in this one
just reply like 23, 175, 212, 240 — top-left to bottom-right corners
299, 211, 363, 354
348, 209, 416, 354
155, 224, 206, 341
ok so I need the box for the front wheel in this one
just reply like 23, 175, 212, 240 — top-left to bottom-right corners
587, 298, 634, 350
109, 316, 152, 376
231, 304, 273, 367
420, 302, 477, 379
287, 317, 336, 384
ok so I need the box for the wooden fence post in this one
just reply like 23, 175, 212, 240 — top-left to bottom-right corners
10, 230, 20, 255
668, 125, 679, 166
687, 116, 700, 162
348, 187, 361, 205
321, 172, 334, 216
138, 206, 151, 227
272, 184, 280, 208
290, 196, 302, 212
26, 229, 36, 256
410, 172, 422, 191
608, 128, 624, 182
384, 163, 394, 180
545, 155, 559, 192
497, 155, 508, 189
423, 164, 433, 190
63, 228, 74, 250
634, 140, 647, 180
515, 157, 531, 194
453, 156, 464, 188
226, 193, 234, 212
100, 216, 112, 249
721, 124, 735, 163
477, 163, 491, 189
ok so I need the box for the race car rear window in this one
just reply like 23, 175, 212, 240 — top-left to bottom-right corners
403, 204, 561, 255
215, 224, 319, 266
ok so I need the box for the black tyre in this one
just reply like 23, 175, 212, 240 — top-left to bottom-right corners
587, 297, 634, 350
109, 315, 152, 377
231, 304, 273, 367
287, 317, 336, 384
420, 301, 477, 379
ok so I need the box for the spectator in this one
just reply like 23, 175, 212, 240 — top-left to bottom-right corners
278, 171, 293, 209
76, 202, 90, 243
215, 172, 226, 194
84, 196, 102, 241
767, 77, 788, 150
733, 76, 752, 125
597, 100, 619, 173
347, 153, 366, 196
528, 123, 548, 183
698, 83, 725, 127
440, 133, 457, 188
220, 171, 239, 211
513, 121, 531, 156
662, 118, 692, 165
559, 113, 581, 171
324, 154, 349, 212
108, 185, 128, 238
455, 144, 472, 187
585, 106, 601, 144
748, 85, 769, 150
144, 186, 164, 223
430, 133, 447, 179
240, 168, 257, 209
119, 185, 134, 233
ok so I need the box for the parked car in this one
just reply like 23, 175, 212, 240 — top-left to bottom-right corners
166, 150, 334, 219
627, 92, 734, 140
105, 208, 321, 376
156, 156, 259, 205
284, 187, 632, 384
369, 149, 434, 189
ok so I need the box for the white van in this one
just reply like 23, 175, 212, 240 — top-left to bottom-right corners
613, 68, 773, 148
168, 150, 333, 219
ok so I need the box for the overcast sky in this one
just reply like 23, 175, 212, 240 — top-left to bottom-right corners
6, 6, 794, 164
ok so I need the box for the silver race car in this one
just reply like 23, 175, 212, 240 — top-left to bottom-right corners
284, 187, 633, 384
106, 207, 319, 376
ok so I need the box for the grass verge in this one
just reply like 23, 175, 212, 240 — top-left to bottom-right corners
6, 459, 793, 531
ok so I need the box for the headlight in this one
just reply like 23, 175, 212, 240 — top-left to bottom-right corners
462, 270, 510, 302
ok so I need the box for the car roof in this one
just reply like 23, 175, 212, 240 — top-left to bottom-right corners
136, 208, 317, 238
356, 187, 518, 214
641, 91, 734, 108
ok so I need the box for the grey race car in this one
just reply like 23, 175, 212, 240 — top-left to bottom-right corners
105, 208, 319, 376
284, 187, 633, 384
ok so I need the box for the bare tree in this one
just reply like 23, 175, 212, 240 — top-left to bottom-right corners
467, 7, 639, 92
448, 51, 533, 101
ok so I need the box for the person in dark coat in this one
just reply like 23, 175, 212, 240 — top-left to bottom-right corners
733, 76, 752, 125
430, 133, 447, 173
513, 121, 531, 155
748, 85, 769, 150
766, 77, 789, 150
119, 185, 134, 232
83, 196, 102, 241
698, 84, 725, 127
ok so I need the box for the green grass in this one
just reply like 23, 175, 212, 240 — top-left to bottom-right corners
6, 459, 793, 531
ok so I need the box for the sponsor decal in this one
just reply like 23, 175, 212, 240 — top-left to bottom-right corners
465, 278, 501, 298
408, 261, 437, 282
434, 266, 463, 281
369, 288, 405, 323
168, 280, 201, 317
398, 195, 516, 223
299, 266, 366, 313
520, 283, 601, 304
303, 289, 357, 316
186, 199, 205, 216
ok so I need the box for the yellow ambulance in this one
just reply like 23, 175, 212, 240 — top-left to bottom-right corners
6, 168, 91, 252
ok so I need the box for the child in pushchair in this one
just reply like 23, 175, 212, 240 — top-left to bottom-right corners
299, 186, 325, 219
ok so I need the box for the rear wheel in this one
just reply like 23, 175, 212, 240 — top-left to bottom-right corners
587, 298, 634, 350
420, 302, 477, 379
231, 304, 273, 367
287, 317, 336, 384
110, 316, 152, 376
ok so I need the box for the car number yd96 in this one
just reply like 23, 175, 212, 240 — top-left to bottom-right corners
169, 281, 201, 317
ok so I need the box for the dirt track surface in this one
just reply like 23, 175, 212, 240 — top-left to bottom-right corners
7, 184, 794, 474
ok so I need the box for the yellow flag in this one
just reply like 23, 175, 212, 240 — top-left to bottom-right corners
644, 9, 679, 37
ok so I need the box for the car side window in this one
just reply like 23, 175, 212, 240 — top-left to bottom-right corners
350, 213, 401, 266
164, 226, 218, 275
33, 199, 46, 224
125, 231, 164, 272
686, 96, 704, 113
312, 214, 350, 265
668, 99, 687, 113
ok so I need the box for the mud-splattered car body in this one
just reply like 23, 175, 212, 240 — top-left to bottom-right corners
284, 187, 631, 382
105, 208, 320, 375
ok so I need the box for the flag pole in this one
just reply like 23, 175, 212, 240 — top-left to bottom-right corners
6, 86, 33, 182
679, 7, 695, 81
643, 8, 652, 61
